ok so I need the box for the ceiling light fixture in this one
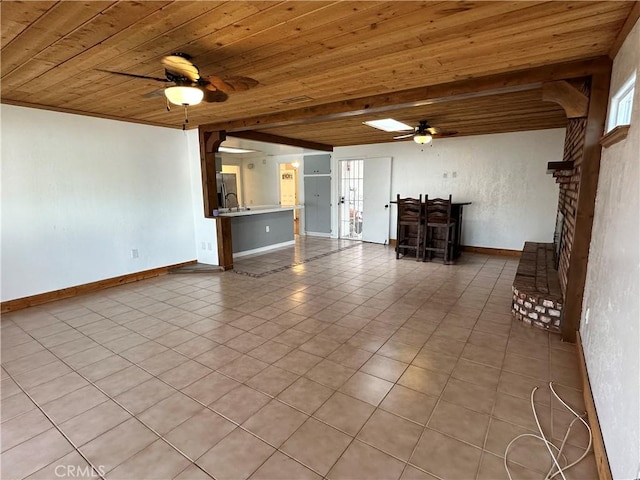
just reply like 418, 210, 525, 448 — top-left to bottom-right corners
164, 86, 204, 106
413, 133, 433, 145
291, 161, 300, 168
363, 118, 414, 132
218, 146, 256, 154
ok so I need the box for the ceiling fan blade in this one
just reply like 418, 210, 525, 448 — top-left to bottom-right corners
203, 75, 258, 93
393, 133, 415, 140
202, 88, 229, 103
97, 69, 169, 83
161, 55, 200, 82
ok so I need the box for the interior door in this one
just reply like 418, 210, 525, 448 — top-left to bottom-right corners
362, 157, 392, 244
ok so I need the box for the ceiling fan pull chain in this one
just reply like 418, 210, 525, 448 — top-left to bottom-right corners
166, 97, 171, 112
183, 105, 189, 131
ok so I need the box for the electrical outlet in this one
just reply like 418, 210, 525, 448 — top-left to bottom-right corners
452, 171, 457, 178
443, 172, 448, 178
265, 226, 270, 233
207, 242, 212, 250
201, 242, 206, 250
131, 248, 139, 259
585, 307, 590, 325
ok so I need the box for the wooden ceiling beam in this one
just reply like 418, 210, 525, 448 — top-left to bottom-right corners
199, 57, 610, 132
542, 81, 589, 118
609, 1, 640, 59
228, 131, 333, 152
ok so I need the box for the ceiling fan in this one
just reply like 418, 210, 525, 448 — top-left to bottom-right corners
99, 53, 258, 106
393, 120, 458, 144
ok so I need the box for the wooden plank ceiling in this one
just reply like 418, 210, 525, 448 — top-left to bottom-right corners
1, 1, 636, 146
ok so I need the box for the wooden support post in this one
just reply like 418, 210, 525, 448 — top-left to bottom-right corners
562, 66, 611, 342
198, 128, 226, 218
216, 217, 234, 271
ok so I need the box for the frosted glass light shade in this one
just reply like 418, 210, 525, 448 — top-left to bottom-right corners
414, 133, 432, 144
164, 86, 204, 106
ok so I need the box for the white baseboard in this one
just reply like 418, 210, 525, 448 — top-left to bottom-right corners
233, 240, 296, 258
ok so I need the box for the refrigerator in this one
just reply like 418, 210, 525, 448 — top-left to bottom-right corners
216, 173, 239, 209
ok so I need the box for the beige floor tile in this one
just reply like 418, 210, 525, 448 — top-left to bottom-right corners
137, 392, 203, 435
225, 332, 268, 353
59, 400, 131, 446
432, 324, 472, 342
411, 348, 458, 375
137, 349, 189, 376
277, 375, 333, 413
410, 428, 482, 479
250, 451, 321, 480
28, 372, 90, 404
181, 372, 241, 405
1, 392, 37, 423
378, 340, 420, 363
26, 450, 96, 480
273, 329, 314, 348
165, 409, 236, 460
498, 370, 551, 405
468, 330, 508, 352
346, 331, 388, 353
476, 451, 541, 480
328, 440, 405, 480
158, 360, 213, 389
119, 341, 168, 364
400, 465, 439, 479
281, 418, 352, 476
115, 378, 177, 415
313, 392, 375, 436
502, 352, 550, 382
305, 359, 355, 390
95, 366, 152, 397
41, 384, 108, 424
360, 354, 408, 382
174, 464, 215, 480
77, 355, 132, 382
327, 344, 373, 369
379, 385, 437, 425
1, 428, 74, 480
246, 365, 299, 397
197, 428, 275, 480
217, 355, 269, 382
155, 329, 198, 348
203, 325, 244, 344
80, 418, 157, 473
108, 439, 191, 479
397, 365, 449, 397
230, 315, 267, 331
492, 392, 544, 431
357, 409, 423, 461
174, 336, 219, 359
195, 345, 242, 370
339, 371, 393, 406
274, 349, 323, 375
13, 361, 72, 389
427, 400, 490, 447
441, 377, 497, 414
243, 400, 308, 447
247, 340, 293, 364
452, 358, 501, 389
211, 385, 271, 423
1, 408, 52, 453
299, 335, 342, 357
461, 342, 505, 369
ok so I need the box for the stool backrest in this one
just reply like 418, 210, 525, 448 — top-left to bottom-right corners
397, 194, 423, 221
425, 194, 453, 223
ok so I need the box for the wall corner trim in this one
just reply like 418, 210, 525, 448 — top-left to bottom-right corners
577, 331, 614, 480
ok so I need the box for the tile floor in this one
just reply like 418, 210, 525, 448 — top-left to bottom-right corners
1, 241, 597, 480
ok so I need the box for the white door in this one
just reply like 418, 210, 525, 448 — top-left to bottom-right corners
362, 157, 392, 244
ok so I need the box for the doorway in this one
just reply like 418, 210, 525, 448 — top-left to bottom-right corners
279, 163, 300, 234
339, 157, 392, 244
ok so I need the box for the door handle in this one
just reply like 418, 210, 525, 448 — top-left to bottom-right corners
384, 204, 389, 208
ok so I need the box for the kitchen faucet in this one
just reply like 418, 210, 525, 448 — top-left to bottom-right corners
224, 192, 239, 211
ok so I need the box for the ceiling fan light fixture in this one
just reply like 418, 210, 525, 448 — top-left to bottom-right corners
413, 133, 433, 144
164, 85, 203, 106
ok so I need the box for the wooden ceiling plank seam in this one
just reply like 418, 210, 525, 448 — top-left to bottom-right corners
13, 1, 273, 99
1, 1, 119, 78
609, 0, 640, 58
252, 6, 629, 89
0, 1, 55, 46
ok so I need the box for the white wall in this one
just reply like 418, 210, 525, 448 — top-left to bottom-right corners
334, 129, 564, 250
1, 105, 197, 301
186, 129, 218, 265
580, 20, 639, 480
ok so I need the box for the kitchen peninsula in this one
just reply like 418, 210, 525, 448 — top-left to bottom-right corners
215, 205, 302, 269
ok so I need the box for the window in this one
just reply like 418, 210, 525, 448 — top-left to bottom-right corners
607, 72, 635, 131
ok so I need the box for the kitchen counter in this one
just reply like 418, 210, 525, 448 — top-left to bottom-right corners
217, 205, 303, 218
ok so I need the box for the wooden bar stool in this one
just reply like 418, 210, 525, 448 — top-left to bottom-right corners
423, 194, 457, 264
395, 194, 423, 261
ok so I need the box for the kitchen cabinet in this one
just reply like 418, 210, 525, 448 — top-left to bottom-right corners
303, 154, 331, 175
304, 176, 331, 234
